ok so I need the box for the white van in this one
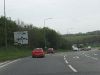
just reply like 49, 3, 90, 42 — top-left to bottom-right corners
72, 45, 79, 51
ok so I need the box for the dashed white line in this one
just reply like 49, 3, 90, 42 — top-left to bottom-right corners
82, 53, 85, 54
65, 60, 69, 64
64, 56, 68, 64
76, 56, 79, 58
63, 56, 78, 72
73, 56, 79, 59
68, 65, 78, 72
94, 54, 98, 55
85, 54, 98, 60
0, 59, 20, 69
90, 57, 98, 60
64, 57, 66, 60
85, 54, 89, 57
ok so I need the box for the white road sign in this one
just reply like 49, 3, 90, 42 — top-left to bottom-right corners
14, 31, 28, 45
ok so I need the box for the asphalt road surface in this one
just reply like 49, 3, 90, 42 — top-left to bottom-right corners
0, 49, 100, 75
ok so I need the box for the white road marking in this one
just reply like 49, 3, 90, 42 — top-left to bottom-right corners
82, 53, 85, 54
64, 56, 68, 63
73, 57, 75, 58
85, 54, 89, 57
94, 53, 97, 55
68, 65, 78, 72
0, 59, 20, 69
64, 57, 66, 60
64, 56, 66, 60
0, 61, 10, 66
65, 60, 69, 64
73, 56, 79, 59
76, 56, 79, 58
63, 56, 78, 72
85, 54, 98, 60
90, 57, 98, 60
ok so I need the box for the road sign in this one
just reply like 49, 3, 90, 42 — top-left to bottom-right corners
14, 31, 28, 45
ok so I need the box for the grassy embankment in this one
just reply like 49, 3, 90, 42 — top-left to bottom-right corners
0, 47, 32, 62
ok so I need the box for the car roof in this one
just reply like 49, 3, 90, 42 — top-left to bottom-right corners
34, 48, 43, 50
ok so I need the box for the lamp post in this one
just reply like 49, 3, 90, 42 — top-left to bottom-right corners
44, 18, 52, 50
4, 0, 7, 48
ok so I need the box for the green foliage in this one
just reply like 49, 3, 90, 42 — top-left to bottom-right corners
0, 16, 18, 46
28, 27, 45, 48
59, 37, 72, 50
45, 27, 61, 49
0, 16, 71, 50
64, 34, 100, 47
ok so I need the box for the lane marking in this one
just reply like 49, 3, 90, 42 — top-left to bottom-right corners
82, 53, 85, 54
64, 56, 67, 59
0, 61, 10, 66
85, 55, 98, 60
94, 53, 97, 55
90, 57, 98, 60
65, 60, 69, 64
64, 56, 68, 64
63, 56, 78, 72
85, 54, 89, 57
68, 65, 78, 72
0, 59, 20, 69
64, 57, 66, 60
73, 57, 75, 58
76, 56, 79, 58
73, 56, 79, 59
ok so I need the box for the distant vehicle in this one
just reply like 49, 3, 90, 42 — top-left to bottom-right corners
72, 45, 79, 51
88, 46, 91, 50
85, 46, 91, 51
77, 44, 84, 51
47, 48, 54, 54
79, 48, 85, 51
32, 48, 45, 58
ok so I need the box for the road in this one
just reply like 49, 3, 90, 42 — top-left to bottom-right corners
0, 49, 100, 75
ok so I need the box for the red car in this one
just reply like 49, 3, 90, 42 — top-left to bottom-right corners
32, 48, 45, 58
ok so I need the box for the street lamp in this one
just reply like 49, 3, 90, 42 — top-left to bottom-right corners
44, 18, 52, 50
4, 0, 7, 48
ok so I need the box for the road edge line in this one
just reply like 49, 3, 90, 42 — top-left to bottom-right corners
68, 65, 78, 72
0, 59, 20, 69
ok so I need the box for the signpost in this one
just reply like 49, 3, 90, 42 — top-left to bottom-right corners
14, 31, 28, 45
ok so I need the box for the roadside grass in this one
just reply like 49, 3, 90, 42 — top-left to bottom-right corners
90, 45, 100, 50
0, 47, 32, 62
94, 47, 100, 50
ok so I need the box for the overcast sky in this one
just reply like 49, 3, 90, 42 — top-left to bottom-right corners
0, 0, 100, 34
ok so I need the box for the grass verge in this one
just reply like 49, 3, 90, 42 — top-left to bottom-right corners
0, 47, 32, 62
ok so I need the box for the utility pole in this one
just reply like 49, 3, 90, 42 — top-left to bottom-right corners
44, 18, 52, 50
4, 0, 7, 48
44, 19, 46, 50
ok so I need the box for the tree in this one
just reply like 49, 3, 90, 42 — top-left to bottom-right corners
0, 16, 72, 50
